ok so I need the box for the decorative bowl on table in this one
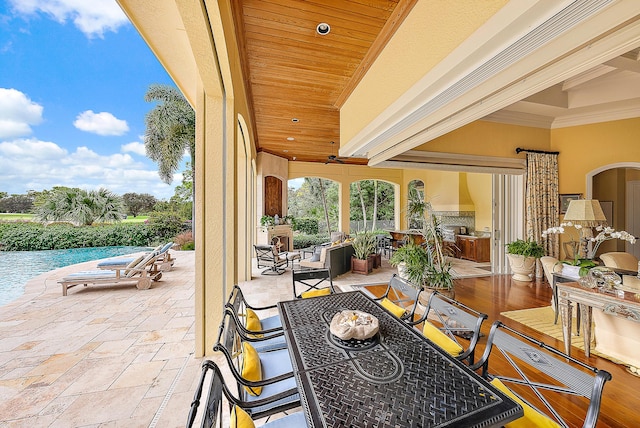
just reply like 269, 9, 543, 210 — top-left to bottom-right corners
329, 310, 379, 341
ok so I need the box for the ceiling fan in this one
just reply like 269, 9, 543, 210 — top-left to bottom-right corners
325, 155, 345, 164
325, 141, 346, 163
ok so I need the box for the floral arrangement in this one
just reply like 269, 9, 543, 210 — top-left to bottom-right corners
542, 222, 636, 260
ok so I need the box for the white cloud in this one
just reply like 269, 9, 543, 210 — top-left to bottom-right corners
9, 0, 129, 38
0, 88, 43, 138
0, 138, 177, 199
74, 110, 129, 136
121, 141, 146, 156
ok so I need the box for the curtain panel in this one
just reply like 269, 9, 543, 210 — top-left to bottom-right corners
525, 152, 559, 259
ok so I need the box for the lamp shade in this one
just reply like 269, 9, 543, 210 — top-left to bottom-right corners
563, 199, 607, 227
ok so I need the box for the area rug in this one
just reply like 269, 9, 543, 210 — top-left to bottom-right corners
500, 306, 635, 372
449, 258, 492, 278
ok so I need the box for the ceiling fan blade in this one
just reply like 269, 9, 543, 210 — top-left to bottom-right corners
336, 158, 345, 164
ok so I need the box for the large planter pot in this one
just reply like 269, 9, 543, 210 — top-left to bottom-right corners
351, 257, 372, 275
506, 254, 537, 282
397, 262, 409, 281
418, 287, 455, 306
370, 253, 382, 269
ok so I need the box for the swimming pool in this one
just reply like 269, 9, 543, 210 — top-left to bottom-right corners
0, 246, 153, 307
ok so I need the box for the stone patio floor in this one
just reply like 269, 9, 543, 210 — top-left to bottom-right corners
0, 250, 488, 427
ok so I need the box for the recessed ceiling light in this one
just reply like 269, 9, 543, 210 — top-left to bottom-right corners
283, 150, 289, 153
287, 137, 295, 141
316, 23, 330, 35
292, 118, 299, 123
292, 156, 297, 161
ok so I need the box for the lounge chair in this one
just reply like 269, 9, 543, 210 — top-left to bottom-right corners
59, 252, 162, 296
96, 242, 175, 272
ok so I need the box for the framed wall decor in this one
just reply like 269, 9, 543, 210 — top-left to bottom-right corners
559, 193, 582, 214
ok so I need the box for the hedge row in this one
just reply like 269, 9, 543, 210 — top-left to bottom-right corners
292, 234, 330, 249
0, 221, 186, 251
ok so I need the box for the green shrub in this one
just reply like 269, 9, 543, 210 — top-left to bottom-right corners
293, 217, 318, 235
0, 222, 154, 251
505, 239, 545, 258
292, 234, 329, 249
145, 211, 184, 241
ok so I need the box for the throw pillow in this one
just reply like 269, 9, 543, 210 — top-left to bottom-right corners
301, 288, 331, 298
490, 378, 561, 428
422, 321, 463, 356
380, 298, 406, 318
245, 309, 263, 338
241, 342, 262, 396
230, 405, 255, 428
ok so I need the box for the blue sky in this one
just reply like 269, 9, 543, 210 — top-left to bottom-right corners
0, 0, 185, 200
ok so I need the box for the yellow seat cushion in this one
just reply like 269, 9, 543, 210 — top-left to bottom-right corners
380, 297, 406, 318
490, 378, 562, 428
241, 342, 262, 396
230, 405, 255, 428
245, 308, 262, 331
422, 321, 464, 356
301, 288, 331, 298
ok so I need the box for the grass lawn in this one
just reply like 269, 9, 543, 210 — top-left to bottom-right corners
0, 213, 149, 223
0, 213, 34, 221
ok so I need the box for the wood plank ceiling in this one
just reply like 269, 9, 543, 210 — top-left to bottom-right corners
232, 0, 416, 164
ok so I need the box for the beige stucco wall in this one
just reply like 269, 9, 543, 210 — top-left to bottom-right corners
340, 0, 508, 145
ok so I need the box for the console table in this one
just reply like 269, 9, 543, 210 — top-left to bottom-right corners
278, 291, 522, 427
557, 281, 640, 358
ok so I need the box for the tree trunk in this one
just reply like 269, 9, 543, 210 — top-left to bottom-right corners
356, 181, 367, 231
372, 180, 378, 231
318, 178, 332, 235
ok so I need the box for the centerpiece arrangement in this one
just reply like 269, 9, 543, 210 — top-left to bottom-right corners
541, 199, 636, 277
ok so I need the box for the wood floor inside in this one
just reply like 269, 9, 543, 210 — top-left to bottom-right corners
366, 275, 640, 428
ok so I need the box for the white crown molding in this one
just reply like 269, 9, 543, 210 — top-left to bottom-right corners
552, 104, 640, 128
481, 112, 554, 129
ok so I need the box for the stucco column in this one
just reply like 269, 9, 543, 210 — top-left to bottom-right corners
194, 86, 235, 357
340, 181, 350, 233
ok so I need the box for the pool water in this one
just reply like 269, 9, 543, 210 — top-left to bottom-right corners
0, 246, 152, 307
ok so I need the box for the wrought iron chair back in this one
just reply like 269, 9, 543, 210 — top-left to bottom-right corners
374, 274, 423, 322
292, 268, 334, 299
212, 312, 299, 419
254, 244, 287, 275
225, 285, 282, 334
410, 290, 487, 364
186, 360, 305, 427
470, 321, 612, 428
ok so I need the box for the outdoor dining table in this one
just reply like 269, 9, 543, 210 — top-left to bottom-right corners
277, 290, 523, 427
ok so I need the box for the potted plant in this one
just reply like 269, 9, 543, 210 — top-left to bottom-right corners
389, 240, 430, 285
351, 232, 376, 275
260, 215, 275, 227
390, 188, 456, 297
505, 239, 545, 281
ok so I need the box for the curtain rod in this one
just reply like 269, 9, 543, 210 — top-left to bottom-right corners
515, 147, 560, 155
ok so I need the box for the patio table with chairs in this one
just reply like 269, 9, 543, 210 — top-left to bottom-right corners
277, 290, 523, 427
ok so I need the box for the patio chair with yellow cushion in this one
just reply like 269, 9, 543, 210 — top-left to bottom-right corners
212, 311, 300, 419
470, 321, 612, 428
408, 290, 487, 365
373, 274, 423, 322
292, 267, 334, 299
186, 360, 307, 428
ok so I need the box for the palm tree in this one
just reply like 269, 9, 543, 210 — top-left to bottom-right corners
34, 188, 124, 226
144, 84, 195, 185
